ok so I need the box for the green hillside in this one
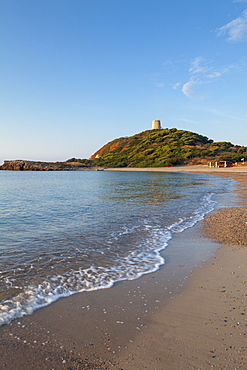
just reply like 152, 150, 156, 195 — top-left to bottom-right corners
72, 128, 247, 168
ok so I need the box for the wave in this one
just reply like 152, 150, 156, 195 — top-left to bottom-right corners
0, 193, 216, 326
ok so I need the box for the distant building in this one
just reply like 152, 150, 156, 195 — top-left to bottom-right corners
208, 161, 234, 168
152, 120, 161, 130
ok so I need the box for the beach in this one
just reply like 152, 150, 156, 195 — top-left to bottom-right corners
1, 166, 247, 369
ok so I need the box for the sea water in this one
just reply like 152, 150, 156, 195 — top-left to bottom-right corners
0, 170, 235, 325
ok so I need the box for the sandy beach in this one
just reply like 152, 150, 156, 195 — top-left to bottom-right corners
1, 166, 247, 369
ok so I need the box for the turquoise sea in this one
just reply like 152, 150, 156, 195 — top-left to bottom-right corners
0, 170, 235, 325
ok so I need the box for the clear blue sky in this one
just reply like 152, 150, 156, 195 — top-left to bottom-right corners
1, 0, 247, 163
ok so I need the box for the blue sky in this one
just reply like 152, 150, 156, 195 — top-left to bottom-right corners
1, 0, 247, 163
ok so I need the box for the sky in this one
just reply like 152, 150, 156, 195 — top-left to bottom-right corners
1, 0, 247, 164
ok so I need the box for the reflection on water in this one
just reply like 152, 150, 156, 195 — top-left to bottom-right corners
0, 170, 235, 324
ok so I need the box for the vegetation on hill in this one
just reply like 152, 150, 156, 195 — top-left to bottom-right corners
73, 128, 247, 168
2, 129, 246, 170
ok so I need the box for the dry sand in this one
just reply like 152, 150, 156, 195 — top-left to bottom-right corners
0, 166, 247, 369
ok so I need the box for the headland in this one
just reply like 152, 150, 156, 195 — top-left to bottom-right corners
0, 160, 90, 171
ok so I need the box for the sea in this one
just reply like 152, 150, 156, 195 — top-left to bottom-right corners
0, 170, 236, 326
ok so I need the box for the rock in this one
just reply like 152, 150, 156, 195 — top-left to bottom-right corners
0, 160, 90, 171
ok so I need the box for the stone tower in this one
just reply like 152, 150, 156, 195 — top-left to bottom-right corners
152, 120, 161, 130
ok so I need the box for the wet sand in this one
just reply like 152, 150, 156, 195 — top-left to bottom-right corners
1, 166, 247, 369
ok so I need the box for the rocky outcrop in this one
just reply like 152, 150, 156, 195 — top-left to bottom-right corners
0, 160, 90, 171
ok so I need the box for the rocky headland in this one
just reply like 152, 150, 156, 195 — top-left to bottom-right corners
0, 160, 90, 171
2, 128, 247, 170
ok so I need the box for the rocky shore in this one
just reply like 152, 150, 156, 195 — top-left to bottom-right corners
0, 160, 90, 171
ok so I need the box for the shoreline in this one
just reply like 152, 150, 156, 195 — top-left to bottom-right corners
1, 167, 247, 369
105, 164, 247, 173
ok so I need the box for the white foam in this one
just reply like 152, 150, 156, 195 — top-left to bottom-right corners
0, 192, 217, 326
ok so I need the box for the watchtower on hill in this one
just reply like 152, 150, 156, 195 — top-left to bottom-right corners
152, 120, 161, 130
